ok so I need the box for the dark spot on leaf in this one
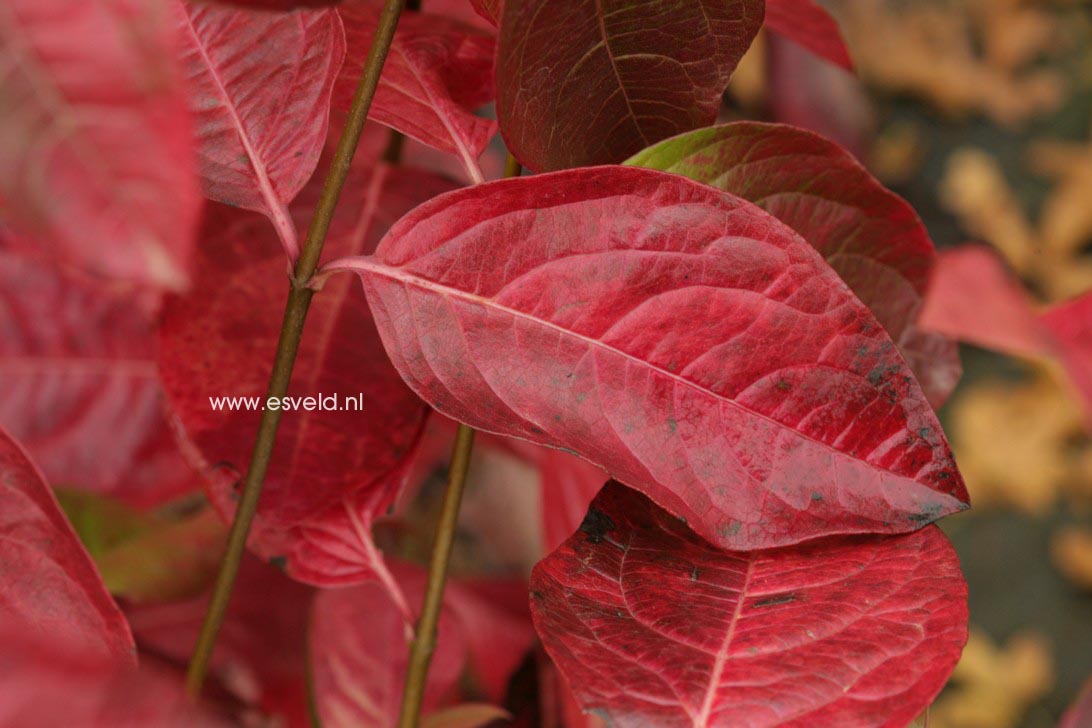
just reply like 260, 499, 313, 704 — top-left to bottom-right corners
753, 593, 797, 608
269, 556, 287, 570
579, 508, 616, 543
690, 566, 699, 581
667, 417, 677, 434
810, 492, 823, 502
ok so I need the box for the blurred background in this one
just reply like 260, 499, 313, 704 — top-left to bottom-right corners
730, 1, 1092, 724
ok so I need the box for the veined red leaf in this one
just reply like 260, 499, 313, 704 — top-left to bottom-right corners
331, 167, 968, 550
0, 427, 134, 662
495, 0, 763, 171
1042, 291, 1092, 427
467, 0, 501, 26
0, 252, 196, 507
159, 163, 452, 576
919, 245, 1054, 360
0, 0, 199, 288
125, 554, 313, 724
211, 0, 340, 9
337, 2, 496, 182
0, 626, 227, 727
531, 481, 968, 727
175, 1, 345, 261
310, 563, 466, 727
445, 578, 537, 701
764, 0, 853, 71
626, 122, 961, 408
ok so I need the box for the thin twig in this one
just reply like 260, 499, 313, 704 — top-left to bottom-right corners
395, 154, 523, 728
184, 0, 408, 698
396, 424, 476, 728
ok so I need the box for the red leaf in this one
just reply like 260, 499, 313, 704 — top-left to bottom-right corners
175, 1, 346, 260
126, 554, 313, 724
919, 245, 1054, 360
159, 162, 451, 577
1062, 673, 1092, 728
333, 166, 968, 550
0, 626, 227, 727
531, 482, 968, 727
0, 427, 135, 662
0, 0, 199, 288
445, 578, 537, 701
1042, 291, 1092, 427
627, 122, 961, 408
764, 0, 854, 71
209, 0, 339, 9
0, 252, 196, 507
310, 563, 467, 726
495, 0, 763, 171
467, 0, 501, 26
337, 2, 497, 182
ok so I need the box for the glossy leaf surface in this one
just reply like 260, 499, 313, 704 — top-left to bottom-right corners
0, 428, 134, 661
342, 166, 968, 550
0, 252, 195, 507
531, 482, 968, 727
175, 0, 345, 259
337, 2, 497, 181
627, 122, 961, 408
159, 163, 451, 574
0, 0, 199, 288
495, 0, 763, 171
764, 0, 853, 70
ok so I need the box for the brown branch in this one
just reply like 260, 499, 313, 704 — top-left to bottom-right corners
184, 0, 408, 697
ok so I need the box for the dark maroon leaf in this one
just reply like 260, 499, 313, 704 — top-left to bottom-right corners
331, 166, 968, 550
310, 562, 466, 726
175, 0, 346, 260
495, 0, 763, 171
0, 0, 200, 288
0, 427, 135, 662
0, 252, 196, 507
764, 0, 853, 70
159, 161, 452, 579
627, 122, 961, 407
532, 482, 968, 727
337, 1, 497, 182
0, 626, 227, 726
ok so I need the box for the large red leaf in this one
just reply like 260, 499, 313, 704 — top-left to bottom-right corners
330, 166, 968, 550
0, 427, 134, 662
310, 563, 467, 727
0, 626, 227, 727
764, 0, 853, 71
532, 481, 968, 727
495, 0, 763, 171
0, 252, 195, 507
467, 0, 501, 26
175, 1, 345, 260
918, 245, 1054, 360
126, 554, 313, 724
336, 2, 497, 183
0, 0, 199, 288
159, 162, 452, 579
626, 122, 961, 408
